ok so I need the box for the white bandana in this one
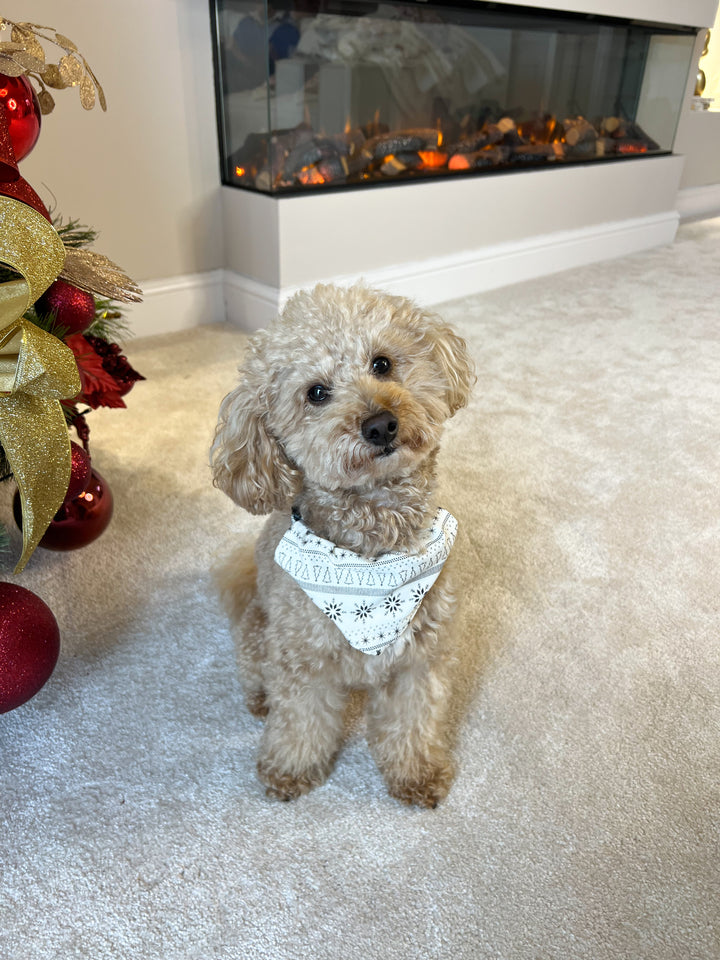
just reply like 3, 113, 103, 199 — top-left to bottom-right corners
274, 508, 457, 655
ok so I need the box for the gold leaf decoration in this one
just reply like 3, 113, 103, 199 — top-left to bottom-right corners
41, 63, 66, 89
36, 89, 54, 114
58, 52, 83, 86
79, 72, 95, 110
0, 53, 26, 76
11, 25, 44, 62
0, 45, 44, 75
59, 248, 144, 304
85, 63, 106, 111
54, 33, 77, 53
0, 19, 106, 111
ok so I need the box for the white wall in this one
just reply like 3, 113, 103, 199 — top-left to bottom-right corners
674, 12, 720, 194
3, 0, 223, 286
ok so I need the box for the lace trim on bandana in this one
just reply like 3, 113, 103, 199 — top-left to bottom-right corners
274, 508, 457, 655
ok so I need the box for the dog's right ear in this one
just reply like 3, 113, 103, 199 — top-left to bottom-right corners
211, 372, 300, 515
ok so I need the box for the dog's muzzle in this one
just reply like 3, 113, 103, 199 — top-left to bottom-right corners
361, 410, 398, 450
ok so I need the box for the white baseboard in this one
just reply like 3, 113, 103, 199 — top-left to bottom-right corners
676, 184, 720, 221
222, 271, 282, 332
123, 211, 680, 335
223, 210, 680, 330
123, 269, 225, 339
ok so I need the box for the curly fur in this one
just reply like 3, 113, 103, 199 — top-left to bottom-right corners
211, 283, 474, 806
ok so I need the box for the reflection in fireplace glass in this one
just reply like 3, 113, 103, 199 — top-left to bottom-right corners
209, 0, 697, 194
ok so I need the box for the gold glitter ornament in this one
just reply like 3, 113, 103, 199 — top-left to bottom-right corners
0, 195, 81, 572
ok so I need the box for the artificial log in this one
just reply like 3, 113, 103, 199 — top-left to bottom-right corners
380, 152, 423, 176
315, 154, 349, 182
231, 108, 661, 193
480, 122, 508, 145
451, 130, 491, 154
594, 136, 616, 157
362, 128, 441, 162
564, 116, 596, 147
448, 146, 506, 170
284, 137, 342, 177
511, 143, 558, 163
601, 115, 622, 135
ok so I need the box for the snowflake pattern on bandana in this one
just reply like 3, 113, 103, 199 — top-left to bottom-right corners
274, 508, 457, 655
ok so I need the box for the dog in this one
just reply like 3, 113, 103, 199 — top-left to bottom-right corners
211, 283, 474, 806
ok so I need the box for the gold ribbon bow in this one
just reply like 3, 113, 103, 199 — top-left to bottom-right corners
0, 196, 81, 572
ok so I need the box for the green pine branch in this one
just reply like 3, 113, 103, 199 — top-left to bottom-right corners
86, 300, 132, 343
53, 215, 99, 249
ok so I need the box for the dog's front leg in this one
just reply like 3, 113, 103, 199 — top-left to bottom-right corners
367, 654, 454, 808
256, 661, 346, 801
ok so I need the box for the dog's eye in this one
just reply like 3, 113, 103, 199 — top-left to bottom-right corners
307, 384, 331, 404
371, 356, 392, 376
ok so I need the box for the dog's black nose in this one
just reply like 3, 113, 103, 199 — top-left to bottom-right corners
361, 410, 399, 447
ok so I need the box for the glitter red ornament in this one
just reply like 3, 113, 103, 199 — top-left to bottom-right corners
0, 583, 60, 713
35, 279, 97, 334
0, 73, 41, 161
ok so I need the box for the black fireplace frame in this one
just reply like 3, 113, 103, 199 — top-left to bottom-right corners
209, 0, 699, 197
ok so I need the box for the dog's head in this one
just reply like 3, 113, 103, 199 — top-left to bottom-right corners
211, 284, 474, 514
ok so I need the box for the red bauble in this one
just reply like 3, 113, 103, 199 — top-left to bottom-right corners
14, 469, 113, 551
0, 583, 60, 713
67, 441, 92, 500
0, 74, 41, 161
35, 279, 96, 334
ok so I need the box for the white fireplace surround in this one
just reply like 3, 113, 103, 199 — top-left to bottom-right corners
129, 0, 718, 334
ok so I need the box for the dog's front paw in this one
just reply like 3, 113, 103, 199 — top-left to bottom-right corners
257, 758, 328, 802
386, 758, 454, 809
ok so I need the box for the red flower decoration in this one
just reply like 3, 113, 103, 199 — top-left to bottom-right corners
85, 334, 145, 397
66, 334, 144, 409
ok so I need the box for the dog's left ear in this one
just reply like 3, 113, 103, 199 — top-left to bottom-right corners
425, 320, 475, 416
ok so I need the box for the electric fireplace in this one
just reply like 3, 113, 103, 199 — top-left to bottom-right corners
210, 0, 698, 195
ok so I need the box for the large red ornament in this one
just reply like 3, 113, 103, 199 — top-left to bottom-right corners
0, 583, 60, 713
0, 73, 41, 161
67, 441, 92, 500
35, 279, 96, 334
14, 468, 114, 551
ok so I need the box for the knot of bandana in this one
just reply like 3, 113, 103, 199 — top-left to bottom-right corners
274, 508, 457, 655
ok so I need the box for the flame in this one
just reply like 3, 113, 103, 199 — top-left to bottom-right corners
617, 143, 647, 154
235, 165, 246, 178
298, 165, 326, 185
418, 150, 448, 169
344, 116, 351, 135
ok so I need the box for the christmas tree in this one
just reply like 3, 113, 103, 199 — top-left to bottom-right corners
0, 17, 143, 571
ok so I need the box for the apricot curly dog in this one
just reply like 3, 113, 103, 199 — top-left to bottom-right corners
211, 283, 474, 806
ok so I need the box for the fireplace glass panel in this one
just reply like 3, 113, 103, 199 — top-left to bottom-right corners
210, 0, 697, 194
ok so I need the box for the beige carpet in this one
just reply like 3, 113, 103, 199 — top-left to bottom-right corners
1, 216, 719, 959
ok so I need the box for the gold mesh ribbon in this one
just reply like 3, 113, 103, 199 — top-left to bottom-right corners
0, 196, 81, 572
